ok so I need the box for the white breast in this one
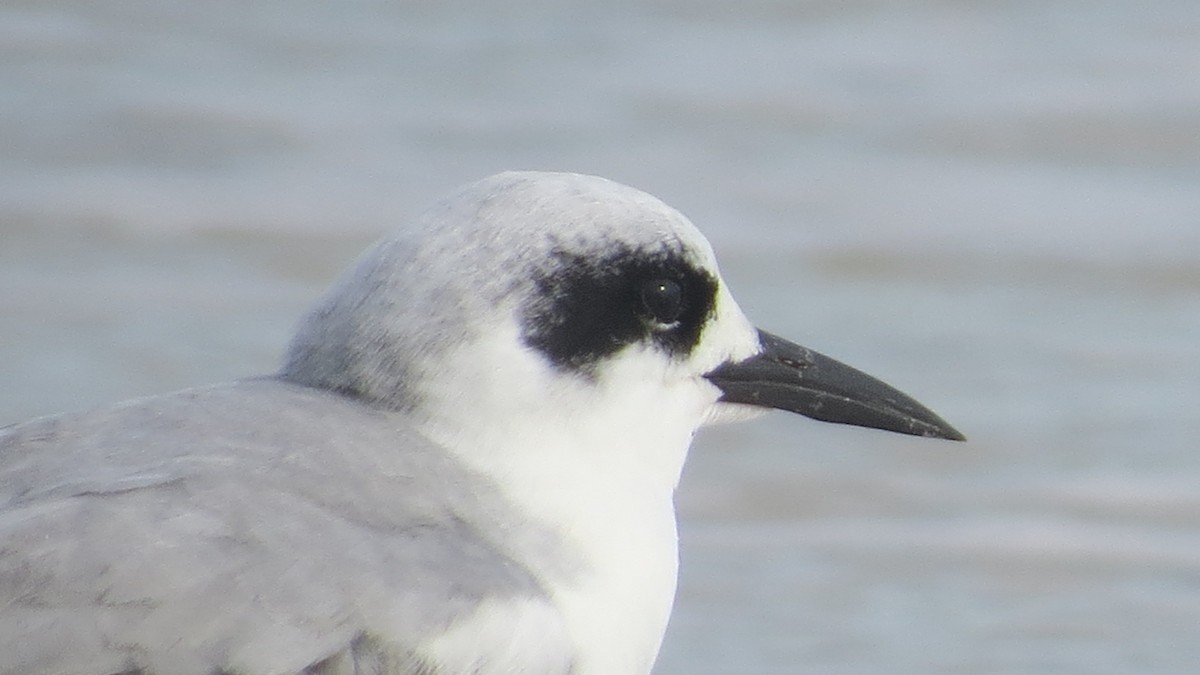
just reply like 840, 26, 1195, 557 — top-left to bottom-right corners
410, 322, 729, 674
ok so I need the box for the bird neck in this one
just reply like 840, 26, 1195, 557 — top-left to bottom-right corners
422, 412, 690, 675
408, 343, 716, 674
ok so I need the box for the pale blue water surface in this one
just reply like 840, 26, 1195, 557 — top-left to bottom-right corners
3, 1, 1199, 673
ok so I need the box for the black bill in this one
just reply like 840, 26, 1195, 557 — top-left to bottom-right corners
705, 330, 965, 441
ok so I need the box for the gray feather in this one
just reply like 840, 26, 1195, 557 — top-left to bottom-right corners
0, 379, 578, 675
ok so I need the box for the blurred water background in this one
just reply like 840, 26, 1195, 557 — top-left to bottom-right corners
3, 1, 1200, 672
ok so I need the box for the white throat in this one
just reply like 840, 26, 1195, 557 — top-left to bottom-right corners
412, 328, 720, 674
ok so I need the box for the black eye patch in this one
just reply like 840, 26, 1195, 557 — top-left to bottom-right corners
520, 245, 718, 375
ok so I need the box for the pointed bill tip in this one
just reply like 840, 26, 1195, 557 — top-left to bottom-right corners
705, 330, 965, 442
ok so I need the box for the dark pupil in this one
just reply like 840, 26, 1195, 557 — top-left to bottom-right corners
640, 278, 684, 325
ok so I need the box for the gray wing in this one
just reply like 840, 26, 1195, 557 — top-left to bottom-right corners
0, 380, 577, 675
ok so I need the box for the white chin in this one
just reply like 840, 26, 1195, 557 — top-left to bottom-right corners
701, 402, 770, 427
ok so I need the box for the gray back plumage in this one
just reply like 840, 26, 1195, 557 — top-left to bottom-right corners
0, 379, 577, 674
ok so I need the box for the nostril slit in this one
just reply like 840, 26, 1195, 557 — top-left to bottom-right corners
779, 357, 807, 370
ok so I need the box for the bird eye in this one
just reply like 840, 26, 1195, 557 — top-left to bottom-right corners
640, 278, 684, 326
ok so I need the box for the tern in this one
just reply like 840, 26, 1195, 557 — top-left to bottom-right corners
0, 171, 962, 675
